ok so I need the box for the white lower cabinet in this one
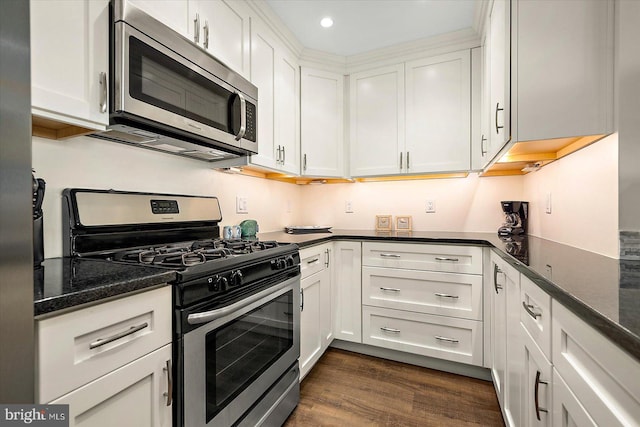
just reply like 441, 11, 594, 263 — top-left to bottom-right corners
51, 344, 172, 427
36, 287, 173, 426
490, 253, 508, 405
299, 243, 333, 379
362, 305, 483, 365
552, 369, 598, 427
332, 241, 362, 343
522, 325, 552, 427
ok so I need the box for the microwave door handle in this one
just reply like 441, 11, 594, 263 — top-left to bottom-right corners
235, 92, 246, 141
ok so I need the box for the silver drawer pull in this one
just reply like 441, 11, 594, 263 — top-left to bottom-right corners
380, 327, 401, 333
89, 322, 149, 349
435, 335, 459, 343
435, 257, 459, 262
434, 293, 459, 299
380, 287, 401, 292
306, 258, 320, 264
523, 302, 541, 319
380, 253, 401, 258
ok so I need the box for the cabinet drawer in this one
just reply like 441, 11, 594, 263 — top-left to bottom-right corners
300, 244, 329, 279
362, 242, 482, 274
362, 266, 482, 320
362, 306, 483, 366
37, 286, 172, 403
552, 301, 640, 426
520, 275, 552, 359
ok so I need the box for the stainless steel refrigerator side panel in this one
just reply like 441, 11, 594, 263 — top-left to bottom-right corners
0, 0, 35, 403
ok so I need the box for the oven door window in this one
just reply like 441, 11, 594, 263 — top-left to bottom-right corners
205, 290, 294, 422
128, 36, 242, 136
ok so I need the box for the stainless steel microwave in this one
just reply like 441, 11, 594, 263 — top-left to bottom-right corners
93, 0, 258, 162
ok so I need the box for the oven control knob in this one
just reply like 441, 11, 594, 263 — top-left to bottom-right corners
277, 258, 287, 270
217, 276, 229, 290
285, 255, 295, 267
231, 270, 243, 287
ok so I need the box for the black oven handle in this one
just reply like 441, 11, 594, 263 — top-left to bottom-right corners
187, 277, 294, 325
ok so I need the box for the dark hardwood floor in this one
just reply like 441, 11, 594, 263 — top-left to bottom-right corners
284, 348, 505, 427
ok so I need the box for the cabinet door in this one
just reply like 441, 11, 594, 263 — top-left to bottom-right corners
249, 19, 278, 169
522, 326, 552, 427
194, 0, 250, 78
490, 254, 507, 406
514, 0, 613, 142
552, 370, 598, 427
350, 64, 405, 177
405, 50, 471, 173
31, 0, 109, 129
276, 51, 300, 175
332, 241, 362, 343
504, 260, 524, 427
488, 0, 511, 157
128, 0, 188, 38
301, 68, 344, 177
51, 344, 172, 427
300, 272, 323, 380
321, 246, 333, 348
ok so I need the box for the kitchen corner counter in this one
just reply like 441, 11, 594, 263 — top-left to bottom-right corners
259, 229, 640, 362
34, 258, 176, 317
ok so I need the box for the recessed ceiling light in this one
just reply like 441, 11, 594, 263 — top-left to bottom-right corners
320, 17, 334, 28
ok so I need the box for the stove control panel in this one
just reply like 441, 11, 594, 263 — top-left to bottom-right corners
150, 199, 179, 214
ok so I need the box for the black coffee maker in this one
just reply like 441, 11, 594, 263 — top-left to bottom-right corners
498, 201, 528, 236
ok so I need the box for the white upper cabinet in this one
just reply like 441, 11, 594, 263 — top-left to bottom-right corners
248, 19, 300, 175
349, 64, 405, 177
512, 0, 614, 142
188, 0, 250, 78
301, 68, 345, 177
31, 0, 110, 130
127, 0, 189, 37
405, 50, 471, 173
471, 46, 490, 170
487, 0, 511, 160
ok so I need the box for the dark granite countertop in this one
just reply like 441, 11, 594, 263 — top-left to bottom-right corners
34, 258, 176, 317
259, 229, 640, 362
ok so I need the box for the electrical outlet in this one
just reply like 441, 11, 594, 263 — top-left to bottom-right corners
345, 200, 354, 213
236, 196, 248, 214
426, 199, 436, 213
546, 192, 552, 214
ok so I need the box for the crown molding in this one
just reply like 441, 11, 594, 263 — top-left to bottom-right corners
299, 48, 348, 74
244, 0, 304, 56
473, 0, 491, 36
345, 28, 481, 73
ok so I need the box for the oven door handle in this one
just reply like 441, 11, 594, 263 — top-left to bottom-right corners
187, 278, 294, 325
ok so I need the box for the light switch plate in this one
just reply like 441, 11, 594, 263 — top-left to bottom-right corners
236, 196, 248, 214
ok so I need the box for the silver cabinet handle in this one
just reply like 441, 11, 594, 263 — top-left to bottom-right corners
494, 264, 503, 294
435, 257, 459, 262
99, 72, 107, 113
435, 335, 459, 343
275, 146, 281, 163
306, 258, 320, 264
495, 102, 504, 134
523, 302, 541, 319
325, 248, 330, 267
193, 13, 200, 43
380, 327, 400, 333
203, 20, 209, 49
163, 359, 173, 406
435, 293, 459, 299
380, 287, 400, 292
399, 152, 403, 170
535, 371, 548, 420
406, 151, 410, 169
89, 322, 148, 349
234, 91, 246, 141
282, 146, 286, 164
380, 253, 401, 258
300, 288, 304, 312
303, 154, 307, 171
481, 135, 487, 155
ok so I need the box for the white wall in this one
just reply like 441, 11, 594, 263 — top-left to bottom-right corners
523, 133, 619, 258
32, 136, 302, 258
299, 173, 524, 232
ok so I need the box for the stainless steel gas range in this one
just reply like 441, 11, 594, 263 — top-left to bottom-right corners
62, 188, 301, 427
